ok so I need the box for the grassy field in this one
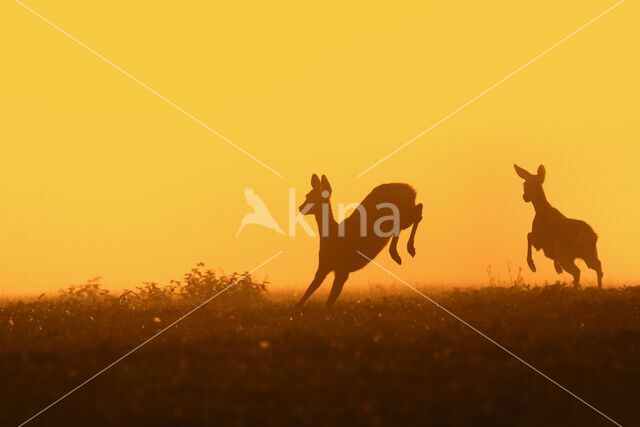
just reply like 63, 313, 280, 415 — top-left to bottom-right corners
2, 265, 639, 426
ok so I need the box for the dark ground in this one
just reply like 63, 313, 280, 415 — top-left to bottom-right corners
1, 275, 639, 426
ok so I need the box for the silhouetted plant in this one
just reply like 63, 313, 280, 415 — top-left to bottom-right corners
176, 263, 267, 305
59, 278, 115, 308
53, 264, 268, 310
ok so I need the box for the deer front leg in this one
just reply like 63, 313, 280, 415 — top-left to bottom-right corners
295, 268, 329, 308
527, 233, 536, 272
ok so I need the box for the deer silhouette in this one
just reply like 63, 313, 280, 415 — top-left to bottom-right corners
296, 174, 423, 307
514, 164, 603, 288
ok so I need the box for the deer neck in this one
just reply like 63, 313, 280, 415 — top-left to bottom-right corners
531, 188, 552, 213
314, 200, 338, 240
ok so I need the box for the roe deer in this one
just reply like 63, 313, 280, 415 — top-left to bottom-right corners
514, 164, 603, 287
295, 174, 423, 307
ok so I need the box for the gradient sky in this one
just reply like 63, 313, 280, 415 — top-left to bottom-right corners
1, 0, 638, 294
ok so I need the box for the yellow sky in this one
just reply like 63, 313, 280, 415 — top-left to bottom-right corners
1, 0, 638, 294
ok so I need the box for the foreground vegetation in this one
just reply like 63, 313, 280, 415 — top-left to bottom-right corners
2, 265, 639, 426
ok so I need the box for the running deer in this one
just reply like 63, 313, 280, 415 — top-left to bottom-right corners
296, 174, 423, 307
514, 164, 603, 287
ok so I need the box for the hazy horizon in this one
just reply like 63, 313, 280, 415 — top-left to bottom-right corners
2, 0, 638, 294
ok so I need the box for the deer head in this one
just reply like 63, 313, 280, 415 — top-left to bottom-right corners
514, 164, 546, 203
299, 174, 332, 215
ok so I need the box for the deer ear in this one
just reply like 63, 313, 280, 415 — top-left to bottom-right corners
321, 174, 332, 194
537, 165, 546, 183
514, 164, 531, 180
311, 174, 320, 189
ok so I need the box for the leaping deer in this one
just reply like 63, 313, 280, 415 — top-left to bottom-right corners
514, 164, 603, 288
296, 174, 423, 307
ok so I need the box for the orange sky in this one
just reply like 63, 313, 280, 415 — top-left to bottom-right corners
1, 0, 638, 295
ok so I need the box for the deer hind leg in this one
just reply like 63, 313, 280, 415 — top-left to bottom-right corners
584, 248, 603, 288
295, 268, 329, 308
560, 258, 581, 287
389, 235, 402, 265
554, 260, 563, 274
407, 203, 423, 257
326, 271, 349, 307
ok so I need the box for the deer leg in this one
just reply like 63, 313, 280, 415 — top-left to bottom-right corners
527, 233, 536, 272
560, 259, 581, 287
295, 268, 329, 308
585, 250, 603, 288
389, 235, 402, 265
554, 260, 563, 274
407, 203, 423, 257
326, 271, 349, 307
590, 259, 603, 289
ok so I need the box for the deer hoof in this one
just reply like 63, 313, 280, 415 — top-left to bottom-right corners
554, 261, 563, 274
391, 253, 402, 265
527, 259, 536, 272
407, 245, 416, 257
